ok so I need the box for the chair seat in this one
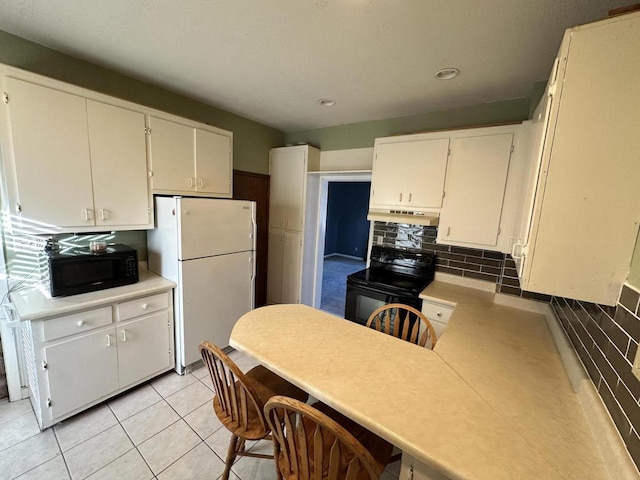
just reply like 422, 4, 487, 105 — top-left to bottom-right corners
276, 401, 393, 477
214, 365, 308, 440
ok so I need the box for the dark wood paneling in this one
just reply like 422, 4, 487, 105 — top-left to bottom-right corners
233, 170, 269, 307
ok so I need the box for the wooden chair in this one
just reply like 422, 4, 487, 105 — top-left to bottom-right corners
264, 396, 393, 480
199, 342, 309, 480
366, 303, 437, 349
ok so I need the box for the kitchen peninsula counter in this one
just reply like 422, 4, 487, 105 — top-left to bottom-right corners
11, 267, 175, 321
231, 287, 612, 479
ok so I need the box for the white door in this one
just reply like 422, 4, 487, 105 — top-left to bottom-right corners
177, 198, 254, 260
179, 251, 254, 366
269, 149, 306, 231
267, 228, 285, 304
117, 311, 171, 387
148, 116, 195, 192
195, 129, 232, 197
282, 231, 302, 304
438, 134, 513, 247
6, 78, 95, 227
87, 101, 150, 227
45, 328, 119, 419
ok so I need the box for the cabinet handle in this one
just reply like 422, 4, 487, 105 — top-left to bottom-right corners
83, 208, 92, 221
408, 193, 412, 202
188, 177, 194, 188
122, 330, 127, 342
76, 320, 84, 327
399, 193, 403, 202
408, 466, 414, 480
100, 209, 109, 221
106, 334, 111, 347
142, 303, 148, 310
446, 227, 451, 236
198, 178, 204, 188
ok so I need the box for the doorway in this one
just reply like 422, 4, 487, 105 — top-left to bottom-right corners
303, 172, 372, 316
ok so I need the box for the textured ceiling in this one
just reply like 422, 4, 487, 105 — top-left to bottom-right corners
0, 0, 623, 132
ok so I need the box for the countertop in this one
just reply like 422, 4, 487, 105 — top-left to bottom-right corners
230, 282, 609, 480
11, 268, 176, 321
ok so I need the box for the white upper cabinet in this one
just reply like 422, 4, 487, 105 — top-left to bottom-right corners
87, 100, 150, 227
195, 128, 232, 197
148, 115, 233, 198
5, 77, 95, 228
2, 76, 152, 232
147, 116, 195, 193
437, 130, 515, 250
518, 12, 640, 305
269, 145, 319, 231
370, 136, 450, 211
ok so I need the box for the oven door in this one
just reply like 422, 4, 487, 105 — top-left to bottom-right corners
344, 282, 422, 326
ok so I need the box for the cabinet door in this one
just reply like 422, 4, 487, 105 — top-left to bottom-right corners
87, 101, 150, 227
45, 328, 118, 419
269, 149, 306, 231
371, 138, 450, 209
267, 228, 285, 304
438, 134, 513, 247
117, 311, 171, 388
282, 231, 302, 304
6, 78, 95, 227
195, 129, 232, 197
148, 116, 195, 192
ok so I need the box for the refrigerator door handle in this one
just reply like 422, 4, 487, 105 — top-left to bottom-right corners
250, 208, 257, 250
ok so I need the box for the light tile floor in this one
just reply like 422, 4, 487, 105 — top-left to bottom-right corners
0, 349, 401, 480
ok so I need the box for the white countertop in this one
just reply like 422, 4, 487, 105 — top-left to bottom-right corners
230, 283, 610, 480
11, 268, 175, 321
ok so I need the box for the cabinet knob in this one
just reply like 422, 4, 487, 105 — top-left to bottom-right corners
142, 303, 148, 310
76, 320, 85, 327
436, 312, 442, 317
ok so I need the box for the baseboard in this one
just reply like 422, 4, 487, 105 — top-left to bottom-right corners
324, 253, 365, 261
541, 303, 639, 480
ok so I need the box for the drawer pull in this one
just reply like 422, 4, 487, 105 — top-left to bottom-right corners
122, 330, 127, 342
436, 312, 442, 317
142, 303, 149, 310
76, 320, 85, 327
106, 334, 112, 347
408, 466, 414, 480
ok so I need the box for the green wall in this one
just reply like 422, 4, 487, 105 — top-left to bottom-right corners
0, 30, 284, 175
285, 97, 530, 151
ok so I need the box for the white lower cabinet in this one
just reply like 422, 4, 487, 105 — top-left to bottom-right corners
24, 290, 174, 429
400, 454, 451, 480
421, 300, 454, 340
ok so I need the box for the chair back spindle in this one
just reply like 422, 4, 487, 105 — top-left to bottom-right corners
366, 303, 437, 349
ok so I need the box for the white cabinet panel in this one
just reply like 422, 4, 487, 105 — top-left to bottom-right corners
42, 306, 112, 342
438, 134, 513, 247
195, 128, 232, 197
400, 454, 451, 480
148, 115, 195, 192
117, 311, 171, 388
371, 138, 449, 210
45, 328, 119, 419
6, 77, 95, 227
87, 100, 150, 227
282, 231, 302, 304
269, 148, 307, 231
267, 228, 285, 304
179, 252, 253, 364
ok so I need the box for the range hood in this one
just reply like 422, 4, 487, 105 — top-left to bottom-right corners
367, 208, 439, 226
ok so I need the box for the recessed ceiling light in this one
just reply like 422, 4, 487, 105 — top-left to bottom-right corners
318, 98, 336, 107
434, 68, 460, 80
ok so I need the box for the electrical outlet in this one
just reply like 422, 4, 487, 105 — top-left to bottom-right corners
633, 347, 640, 381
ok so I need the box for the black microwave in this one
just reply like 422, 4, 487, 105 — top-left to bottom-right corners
47, 244, 139, 297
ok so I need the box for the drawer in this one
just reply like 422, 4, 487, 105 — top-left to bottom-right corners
421, 301, 454, 325
118, 292, 169, 321
43, 306, 113, 342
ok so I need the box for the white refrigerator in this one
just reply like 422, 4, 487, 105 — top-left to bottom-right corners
148, 196, 256, 373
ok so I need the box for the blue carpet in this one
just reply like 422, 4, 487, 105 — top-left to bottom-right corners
320, 256, 365, 317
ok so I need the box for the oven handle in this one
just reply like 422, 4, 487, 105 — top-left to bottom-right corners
346, 281, 420, 301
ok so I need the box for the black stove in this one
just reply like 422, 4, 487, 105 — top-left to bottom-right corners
344, 246, 435, 325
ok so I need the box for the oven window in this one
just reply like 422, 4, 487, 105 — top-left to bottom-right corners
57, 261, 115, 287
353, 295, 387, 326
345, 283, 423, 327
